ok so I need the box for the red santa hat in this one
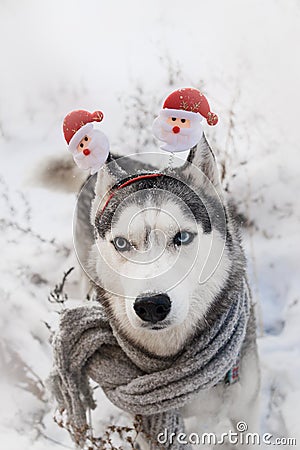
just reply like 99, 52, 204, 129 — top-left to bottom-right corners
160, 87, 218, 126
63, 110, 104, 153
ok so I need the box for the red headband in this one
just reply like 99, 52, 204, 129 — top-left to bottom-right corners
100, 173, 164, 215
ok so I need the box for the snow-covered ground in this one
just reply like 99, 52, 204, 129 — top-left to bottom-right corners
0, 0, 299, 448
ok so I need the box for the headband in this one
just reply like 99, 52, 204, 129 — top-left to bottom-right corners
100, 173, 164, 216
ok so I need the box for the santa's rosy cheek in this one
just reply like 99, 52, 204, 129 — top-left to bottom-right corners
77, 141, 86, 151
180, 119, 191, 128
167, 117, 180, 126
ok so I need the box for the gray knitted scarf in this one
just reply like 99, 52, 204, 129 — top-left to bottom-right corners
48, 278, 250, 449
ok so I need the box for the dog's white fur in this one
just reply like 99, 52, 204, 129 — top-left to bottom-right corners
90, 201, 230, 356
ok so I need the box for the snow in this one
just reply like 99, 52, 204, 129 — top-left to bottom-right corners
0, 0, 299, 448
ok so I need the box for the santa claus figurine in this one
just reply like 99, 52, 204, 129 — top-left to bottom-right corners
152, 87, 218, 153
63, 109, 110, 175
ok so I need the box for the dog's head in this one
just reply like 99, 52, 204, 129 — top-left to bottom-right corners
87, 136, 239, 354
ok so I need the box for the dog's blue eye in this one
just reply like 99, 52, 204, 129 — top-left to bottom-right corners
113, 237, 131, 252
173, 231, 194, 246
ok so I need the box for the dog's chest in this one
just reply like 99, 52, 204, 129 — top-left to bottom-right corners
182, 381, 240, 418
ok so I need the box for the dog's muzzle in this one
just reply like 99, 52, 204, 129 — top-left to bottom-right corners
134, 293, 171, 324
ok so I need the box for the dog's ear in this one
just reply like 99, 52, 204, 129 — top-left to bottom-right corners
94, 155, 126, 196
91, 155, 127, 223
181, 134, 222, 193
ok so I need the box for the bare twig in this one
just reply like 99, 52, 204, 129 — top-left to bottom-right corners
0, 341, 47, 403
53, 411, 148, 449
0, 217, 70, 256
48, 267, 74, 306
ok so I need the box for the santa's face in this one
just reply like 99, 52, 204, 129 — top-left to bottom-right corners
152, 111, 203, 152
72, 129, 109, 174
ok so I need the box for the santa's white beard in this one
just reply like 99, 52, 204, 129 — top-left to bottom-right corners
72, 130, 109, 174
152, 115, 203, 152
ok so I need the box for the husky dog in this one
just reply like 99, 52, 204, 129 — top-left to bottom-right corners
49, 136, 260, 448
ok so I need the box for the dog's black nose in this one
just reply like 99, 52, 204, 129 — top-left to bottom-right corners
134, 294, 171, 323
